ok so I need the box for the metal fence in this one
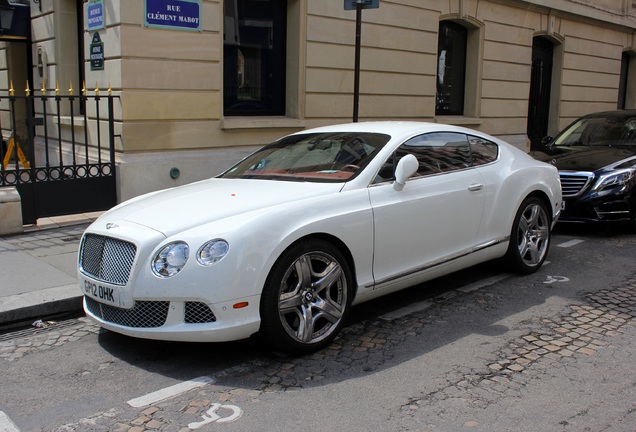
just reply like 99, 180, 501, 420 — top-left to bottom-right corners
0, 83, 118, 224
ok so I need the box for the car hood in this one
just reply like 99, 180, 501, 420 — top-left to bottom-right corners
99, 178, 344, 237
531, 146, 636, 172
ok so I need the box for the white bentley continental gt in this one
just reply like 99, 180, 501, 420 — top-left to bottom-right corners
78, 122, 562, 353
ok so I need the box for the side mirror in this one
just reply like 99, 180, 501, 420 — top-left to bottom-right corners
393, 154, 419, 191
541, 136, 553, 149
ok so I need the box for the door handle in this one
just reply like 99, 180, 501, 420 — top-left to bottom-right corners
468, 183, 483, 191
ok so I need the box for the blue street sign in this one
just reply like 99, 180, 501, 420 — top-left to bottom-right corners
145, 0, 201, 31
344, 0, 379, 10
86, 0, 105, 31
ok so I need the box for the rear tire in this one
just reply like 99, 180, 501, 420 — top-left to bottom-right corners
505, 197, 551, 274
259, 239, 353, 354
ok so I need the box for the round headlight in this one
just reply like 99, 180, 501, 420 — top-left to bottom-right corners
152, 241, 189, 277
197, 239, 229, 266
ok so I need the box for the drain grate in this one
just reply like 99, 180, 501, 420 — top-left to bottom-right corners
0, 318, 86, 342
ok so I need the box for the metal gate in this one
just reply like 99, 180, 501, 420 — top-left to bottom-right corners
0, 86, 118, 225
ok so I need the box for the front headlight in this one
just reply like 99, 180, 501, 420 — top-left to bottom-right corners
592, 169, 635, 192
152, 241, 189, 278
197, 239, 229, 266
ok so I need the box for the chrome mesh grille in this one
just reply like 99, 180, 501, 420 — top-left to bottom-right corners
559, 172, 594, 197
80, 234, 137, 285
85, 296, 169, 328
185, 302, 217, 323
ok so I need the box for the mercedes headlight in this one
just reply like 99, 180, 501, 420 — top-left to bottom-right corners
593, 168, 635, 192
197, 239, 229, 266
152, 241, 190, 277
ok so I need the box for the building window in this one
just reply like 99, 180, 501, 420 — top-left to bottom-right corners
436, 21, 467, 116
223, 0, 287, 116
618, 52, 636, 110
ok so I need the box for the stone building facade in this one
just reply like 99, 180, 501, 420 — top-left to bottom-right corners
1, 0, 636, 202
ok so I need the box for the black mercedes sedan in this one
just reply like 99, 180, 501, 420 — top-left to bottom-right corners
531, 110, 636, 230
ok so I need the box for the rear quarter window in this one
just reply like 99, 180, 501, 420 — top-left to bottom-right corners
468, 136, 498, 165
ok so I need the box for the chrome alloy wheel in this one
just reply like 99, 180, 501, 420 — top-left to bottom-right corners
516, 201, 550, 267
277, 251, 348, 345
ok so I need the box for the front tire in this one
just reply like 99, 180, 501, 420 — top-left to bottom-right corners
505, 197, 551, 274
259, 239, 354, 354
628, 204, 636, 233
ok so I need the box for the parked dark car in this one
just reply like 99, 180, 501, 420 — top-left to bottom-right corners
531, 110, 636, 229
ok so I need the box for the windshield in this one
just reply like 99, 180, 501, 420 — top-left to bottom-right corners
554, 115, 636, 147
220, 132, 391, 182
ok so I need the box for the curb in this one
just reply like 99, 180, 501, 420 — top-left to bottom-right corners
0, 285, 83, 326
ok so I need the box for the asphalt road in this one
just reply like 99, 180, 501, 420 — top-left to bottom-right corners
1, 225, 635, 432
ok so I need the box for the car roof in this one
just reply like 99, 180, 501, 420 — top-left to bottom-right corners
292, 121, 487, 140
581, 109, 636, 120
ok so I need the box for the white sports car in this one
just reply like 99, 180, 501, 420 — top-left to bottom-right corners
78, 122, 562, 353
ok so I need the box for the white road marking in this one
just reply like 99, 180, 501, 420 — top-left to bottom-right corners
557, 239, 584, 248
456, 274, 513, 293
544, 275, 570, 284
380, 300, 433, 321
127, 376, 215, 408
0, 411, 20, 432
188, 403, 243, 429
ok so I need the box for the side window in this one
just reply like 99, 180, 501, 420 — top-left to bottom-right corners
374, 132, 471, 184
401, 132, 471, 176
468, 135, 498, 166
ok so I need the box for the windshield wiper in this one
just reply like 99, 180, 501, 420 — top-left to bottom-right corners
556, 139, 582, 147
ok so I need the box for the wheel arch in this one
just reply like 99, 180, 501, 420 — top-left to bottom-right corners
256, 232, 359, 353
523, 189, 555, 225
504, 190, 553, 274
262, 232, 359, 300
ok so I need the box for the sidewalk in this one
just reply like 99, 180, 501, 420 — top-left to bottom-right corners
0, 212, 103, 327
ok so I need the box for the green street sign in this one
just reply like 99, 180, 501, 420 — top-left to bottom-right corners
90, 33, 104, 71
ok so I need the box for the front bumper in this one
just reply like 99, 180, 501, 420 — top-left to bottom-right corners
560, 195, 634, 224
83, 294, 261, 342
78, 221, 267, 343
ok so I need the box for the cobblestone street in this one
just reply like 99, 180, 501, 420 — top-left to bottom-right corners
3, 1, 636, 428
2, 267, 635, 431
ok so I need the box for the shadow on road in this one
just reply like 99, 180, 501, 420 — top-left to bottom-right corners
94, 224, 636, 393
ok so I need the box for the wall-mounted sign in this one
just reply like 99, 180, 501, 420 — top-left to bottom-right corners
344, 0, 380, 10
90, 33, 104, 71
145, 0, 201, 31
87, 0, 105, 31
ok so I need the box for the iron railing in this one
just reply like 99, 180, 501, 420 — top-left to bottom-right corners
0, 83, 118, 224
